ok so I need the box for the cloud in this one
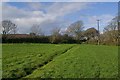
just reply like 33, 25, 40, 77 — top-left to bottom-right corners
2, 2, 89, 34
84, 14, 115, 32
66, 0, 119, 2
1, 0, 33, 2
47, 2, 87, 17
2, 2, 115, 34
2, 3, 45, 19
1, 0, 119, 2
26, 2, 42, 10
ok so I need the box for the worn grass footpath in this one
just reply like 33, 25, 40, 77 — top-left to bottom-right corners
2, 44, 118, 79
2, 44, 75, 79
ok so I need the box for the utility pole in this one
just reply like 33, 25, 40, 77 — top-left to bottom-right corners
97, 20, 100, 45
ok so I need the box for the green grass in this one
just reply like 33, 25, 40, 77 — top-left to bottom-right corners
2, 44, 75, 78
2, 44, 118, 78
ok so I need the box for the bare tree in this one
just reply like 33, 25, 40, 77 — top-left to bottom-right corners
66, 20, 84, 40
2, 20, 17, 34
51, 27, 60, 36
50, 27, 61, 43
30, 24, 44, 36
104, 17, 118, 32
103, 16, 118, 45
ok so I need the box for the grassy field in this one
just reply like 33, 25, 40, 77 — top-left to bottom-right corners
2, 44, 118, 79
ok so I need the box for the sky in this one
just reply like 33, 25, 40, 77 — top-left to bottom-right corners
2, 2, 118, 35
1, 0, 120, 2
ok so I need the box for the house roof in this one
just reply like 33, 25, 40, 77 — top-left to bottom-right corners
3, 34, 32, 38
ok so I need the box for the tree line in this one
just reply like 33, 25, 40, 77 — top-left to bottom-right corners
1, 16, 119, 45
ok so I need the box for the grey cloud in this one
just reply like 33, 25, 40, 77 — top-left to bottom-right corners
2, 2, 88, 34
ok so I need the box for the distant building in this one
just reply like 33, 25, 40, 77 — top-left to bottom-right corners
80, 36, 88, 42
